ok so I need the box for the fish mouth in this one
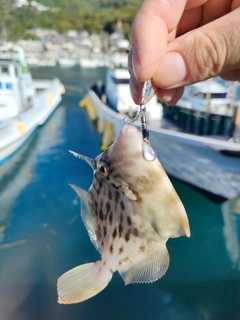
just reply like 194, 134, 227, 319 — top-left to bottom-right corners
69, 150, 96, 169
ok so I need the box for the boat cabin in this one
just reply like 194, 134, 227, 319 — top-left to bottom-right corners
105, 67, 162, 120
0, 46, 35, 121
163, 79, 240, 136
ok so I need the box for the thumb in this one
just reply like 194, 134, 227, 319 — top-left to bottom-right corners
153, 8, 240, 88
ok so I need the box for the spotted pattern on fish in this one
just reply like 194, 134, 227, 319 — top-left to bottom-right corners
119, 246, 124, 254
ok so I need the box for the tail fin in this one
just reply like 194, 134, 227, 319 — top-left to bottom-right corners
57, 261, 112, 304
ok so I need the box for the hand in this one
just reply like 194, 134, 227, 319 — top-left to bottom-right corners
128, 0, 240, 105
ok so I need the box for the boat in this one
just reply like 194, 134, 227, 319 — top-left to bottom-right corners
79, 57, 99, 68
58, 57, 77, 67
79, 55, 108, 68
105, 67, 162, 120
80, 66, 240, 200
163, 80, 240, 143
0, 45, 65, 164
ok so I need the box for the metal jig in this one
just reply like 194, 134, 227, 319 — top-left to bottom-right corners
122, 80, 157, 161
140, 80, 157, 161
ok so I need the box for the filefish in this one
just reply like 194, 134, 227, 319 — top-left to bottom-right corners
57, 125, 190, 304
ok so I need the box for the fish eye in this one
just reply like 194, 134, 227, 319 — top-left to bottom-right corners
98, 161, 109, 177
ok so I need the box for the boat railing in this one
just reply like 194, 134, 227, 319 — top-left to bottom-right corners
163, 104, 234, 136
36, 78, 61, 106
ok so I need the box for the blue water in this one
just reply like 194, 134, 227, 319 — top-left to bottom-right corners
1, 67, 240, 320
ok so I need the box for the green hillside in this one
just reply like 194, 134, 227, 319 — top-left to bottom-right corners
0, 0, 141, 39
40, 0, 141, 11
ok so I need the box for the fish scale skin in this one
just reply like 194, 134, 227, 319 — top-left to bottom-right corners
100, 133, 189, 240
88, 170, 163, 274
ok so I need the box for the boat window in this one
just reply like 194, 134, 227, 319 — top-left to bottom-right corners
194, 92, 227, 99
210, 93, 227, 98
110, 75, 129, 84
1, 66, 9, 75
27, 96, 33, 106
194, 92, 205, 99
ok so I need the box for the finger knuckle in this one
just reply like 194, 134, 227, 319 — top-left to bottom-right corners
187, 31, 226, 79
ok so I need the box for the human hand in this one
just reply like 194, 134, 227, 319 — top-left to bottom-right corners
128, 0, 240, 105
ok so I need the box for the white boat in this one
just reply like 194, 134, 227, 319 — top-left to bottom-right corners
0, 45, 65, 164
105, 67, 162, 121
80, 67, 240, 200
80, 58, 97, 68
58, 56, 77, 67
58, 58, 77, 67
79, 57, 100, 68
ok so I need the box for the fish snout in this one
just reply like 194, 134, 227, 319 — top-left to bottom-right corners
119, 125, 142, 147
121, 124, 139, 136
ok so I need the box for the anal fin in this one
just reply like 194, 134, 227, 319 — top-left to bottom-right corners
120, 246, 169, 285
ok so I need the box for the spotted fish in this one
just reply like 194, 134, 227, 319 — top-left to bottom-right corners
57, 125, 190, 304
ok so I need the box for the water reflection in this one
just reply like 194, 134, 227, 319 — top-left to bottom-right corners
0, 106, 66, 244
222, 195, 240, 270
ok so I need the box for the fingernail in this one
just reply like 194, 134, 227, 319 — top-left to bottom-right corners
157, 52, 187, 87
158, 88, 177, 103
132, 47, 141, 80
129, 77, 141, 104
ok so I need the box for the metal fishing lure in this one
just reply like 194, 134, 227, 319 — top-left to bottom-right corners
135, 80, 157, 161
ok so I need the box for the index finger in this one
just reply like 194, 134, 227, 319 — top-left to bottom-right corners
130, 0, 207, 81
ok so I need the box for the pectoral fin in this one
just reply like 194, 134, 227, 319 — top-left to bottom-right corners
113, 177, 137, 201
119, 245, 169, 285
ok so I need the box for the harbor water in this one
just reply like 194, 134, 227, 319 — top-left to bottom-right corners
0, 66, 240, 320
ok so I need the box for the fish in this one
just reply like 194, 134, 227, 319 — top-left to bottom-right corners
57, 124, 190, 304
